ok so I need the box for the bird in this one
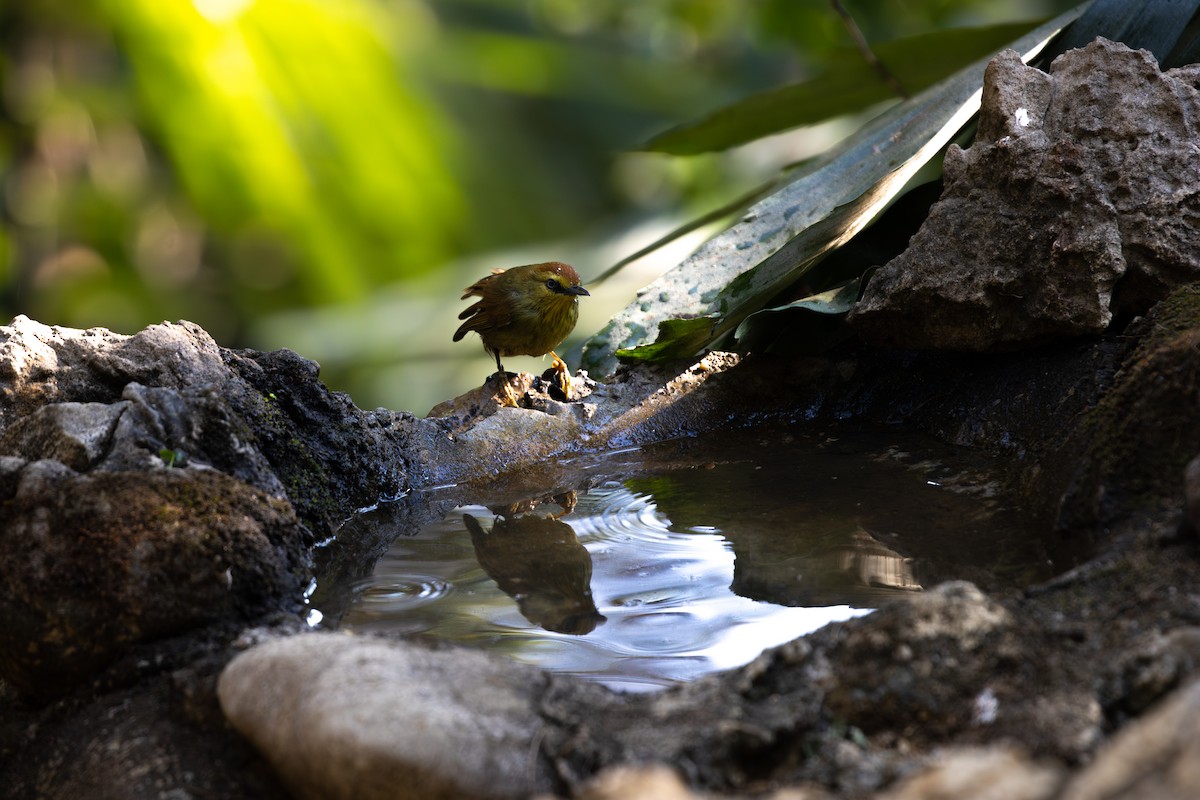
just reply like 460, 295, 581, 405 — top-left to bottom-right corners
453, 261, 590, 405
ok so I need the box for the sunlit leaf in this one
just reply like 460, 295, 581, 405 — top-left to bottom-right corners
615, 316, 717, 364
645, 20, 1047, 156
581, 6, 1086, 375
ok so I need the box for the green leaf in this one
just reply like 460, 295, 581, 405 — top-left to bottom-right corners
614, 316, 718, 364
644, 20, 1048, 156
581, 5, 1087, 378
760, 276, 863, 318
731, 275, 865, 356
158, 448, 188, 468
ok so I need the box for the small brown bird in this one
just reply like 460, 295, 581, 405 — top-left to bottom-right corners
453, 261, 589, 403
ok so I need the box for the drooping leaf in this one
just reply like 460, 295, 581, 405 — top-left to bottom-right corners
751, 276, 864, 321
644, 20, 1047, 156
580, 6, 1087, 376
731, 274, 866, 356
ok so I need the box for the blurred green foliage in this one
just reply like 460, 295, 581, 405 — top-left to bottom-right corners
0, 0, 1078, 409
644, 20, 1048, 154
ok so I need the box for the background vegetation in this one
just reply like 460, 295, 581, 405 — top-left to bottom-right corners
0, 0, 1077, 412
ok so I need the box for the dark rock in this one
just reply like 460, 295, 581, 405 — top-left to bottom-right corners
1, 646, 291, 800
220, 345, 420, 530
1056, 285, 1200, 534
0, 316, 420, 534
819, 583, 1012, 737
1187, 454, 1200, 533
1101, 628, 1200, 720
850, 40, 1200, 350
0, 315, 432, 700
0, 465, 307, 699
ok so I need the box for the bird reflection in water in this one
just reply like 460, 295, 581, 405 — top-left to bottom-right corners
464, 491, 606, 635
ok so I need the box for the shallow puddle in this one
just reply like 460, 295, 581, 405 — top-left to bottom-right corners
319, 424, 1076, 692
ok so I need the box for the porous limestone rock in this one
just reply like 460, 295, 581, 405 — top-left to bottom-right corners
850, 39, 1200, 350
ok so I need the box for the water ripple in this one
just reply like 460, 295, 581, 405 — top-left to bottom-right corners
330, 424, 1056, 692
358, 574, 451, 608
335, 488, 870, 692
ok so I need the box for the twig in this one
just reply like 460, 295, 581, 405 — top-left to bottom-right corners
831, 0, 910, 99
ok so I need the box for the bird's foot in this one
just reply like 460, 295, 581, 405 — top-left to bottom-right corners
490, 371, 522, 407
548, 352, 572, 401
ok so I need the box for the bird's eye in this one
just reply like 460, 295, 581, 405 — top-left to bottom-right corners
545, 279, 558, 290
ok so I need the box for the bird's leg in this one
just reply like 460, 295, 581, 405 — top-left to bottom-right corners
548, 351, 572, 400
491, 352, 520, 407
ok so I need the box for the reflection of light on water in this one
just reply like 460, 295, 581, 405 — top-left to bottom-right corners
304, 577, 323, 626
495, 486, 871, 691
707, 606, 871, 669
336, 487, 874, 692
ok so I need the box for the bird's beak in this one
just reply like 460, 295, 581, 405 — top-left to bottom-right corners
567, 285, 590, 297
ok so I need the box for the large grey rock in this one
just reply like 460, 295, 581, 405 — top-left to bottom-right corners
850, 39, 1200, 350
218, 633, 555, 800
0, 316, 231, 428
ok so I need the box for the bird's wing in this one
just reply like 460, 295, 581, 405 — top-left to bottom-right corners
453, 273, 512, 340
